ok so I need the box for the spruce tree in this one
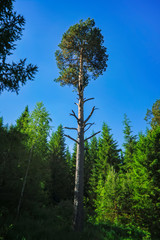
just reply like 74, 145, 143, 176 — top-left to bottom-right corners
95, 166, 120, 223
66, 146, 72, 168
49, 125, 71, 203
16, 106, 30, 137
130, 127, 160, 236
88, 135, 99, 210
55, 18, 108, 230
90, 124, 121, 222
84, 138, 98, 207
49, 125, 66, 161
122, 114, 137, 171
0, 0, 37, 93
0, 120, 28, 216
30, 102, 51, 155
16, 102, 51, 216
98, 123, 120, 179
89, 135, 98, 166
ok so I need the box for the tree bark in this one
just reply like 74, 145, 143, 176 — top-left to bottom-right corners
16, 146, 33, 219
73, 47, 84, 231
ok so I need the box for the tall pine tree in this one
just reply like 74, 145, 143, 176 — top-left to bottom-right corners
55, 18, 108, 230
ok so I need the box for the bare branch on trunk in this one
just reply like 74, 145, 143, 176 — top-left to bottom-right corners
70, 110, 79, 122
84, 122, 95, 133
85, 122, 94, 127
84, 106, 97, 123
84, 131, 101, 142
64, 126, 77, 131
64, 134, 79, 144
84, 97, 95, 103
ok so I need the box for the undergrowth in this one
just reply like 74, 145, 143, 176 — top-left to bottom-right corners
0, 201, 151, 240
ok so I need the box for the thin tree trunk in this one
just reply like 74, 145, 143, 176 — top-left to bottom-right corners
73, 48, 84, 231
16, 146, 33, 219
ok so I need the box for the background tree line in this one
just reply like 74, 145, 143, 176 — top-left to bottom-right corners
0, 99, 160, 239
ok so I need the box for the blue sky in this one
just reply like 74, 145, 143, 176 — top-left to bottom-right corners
1, 0, 160, 151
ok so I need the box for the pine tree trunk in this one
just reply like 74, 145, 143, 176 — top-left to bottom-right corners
73, 48, 84, 231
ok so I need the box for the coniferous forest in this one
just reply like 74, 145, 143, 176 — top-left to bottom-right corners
1, 100, 160, 239
1, 1, 160, 240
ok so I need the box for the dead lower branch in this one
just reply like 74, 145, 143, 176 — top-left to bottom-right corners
85, 122, 93, 127
84, 131, 101, 142
64, 134, 79, 144
64, 126, 77, 131
84, 97, 95, 103
84, 106, 97, 123
70, 110, 79, 122
84, 123, 95, 133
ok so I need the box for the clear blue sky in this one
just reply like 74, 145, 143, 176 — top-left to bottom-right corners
1, 0, 160, 151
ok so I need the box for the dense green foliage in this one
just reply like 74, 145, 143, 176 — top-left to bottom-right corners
0, 0, 37, 93
1, 99, 160, 239
55, 18, 108, 88
145, 99, 160, 128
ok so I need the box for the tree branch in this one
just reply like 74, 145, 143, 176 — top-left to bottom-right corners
84, 106, 97, 123
70, 110, 79, 122
84, 122, 95, 133
85, 122, 93, 127
71, 79, 78, 85
64, 57, 79, 61
84, 131, 101, 142
84, 97, 95, 103
64, 134, 79, 144
64, 126, 77, 131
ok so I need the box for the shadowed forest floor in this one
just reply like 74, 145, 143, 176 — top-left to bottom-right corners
1, 201, 151, 240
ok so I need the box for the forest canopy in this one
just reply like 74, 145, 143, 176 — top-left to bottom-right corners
0, 99, 160, 239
